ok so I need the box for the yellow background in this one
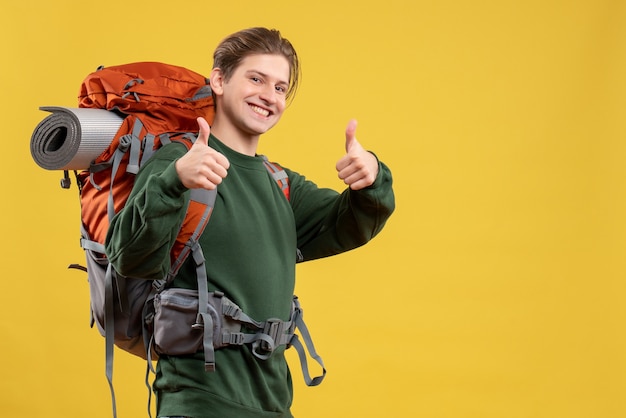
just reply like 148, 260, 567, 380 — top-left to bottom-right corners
1, 0, 625, 417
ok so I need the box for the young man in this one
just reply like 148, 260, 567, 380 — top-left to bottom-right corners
105, 27, 395, 418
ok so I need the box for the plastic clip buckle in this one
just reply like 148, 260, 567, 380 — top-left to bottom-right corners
262, 318, 285, 352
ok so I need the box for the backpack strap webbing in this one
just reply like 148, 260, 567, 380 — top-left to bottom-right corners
104, 263, 118, 418
106, 118, 144, 220
288, 297, 326, 386
261, 156, 290, 201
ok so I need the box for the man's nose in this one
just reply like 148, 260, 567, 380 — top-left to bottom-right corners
259, 85, 278, 103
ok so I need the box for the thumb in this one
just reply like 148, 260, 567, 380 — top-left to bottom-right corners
196, 117, 211, 146
345, 119, 358, 152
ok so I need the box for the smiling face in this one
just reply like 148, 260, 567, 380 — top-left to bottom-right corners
210, 53, 291, 151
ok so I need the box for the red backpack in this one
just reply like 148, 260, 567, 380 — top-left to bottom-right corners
77, 61, 215, 247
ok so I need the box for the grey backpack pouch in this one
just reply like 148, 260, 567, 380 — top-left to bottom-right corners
152, 288, 220, 356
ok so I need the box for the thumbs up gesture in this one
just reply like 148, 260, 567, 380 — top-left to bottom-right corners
336, 119, 379, 190
175, 117, 230, 190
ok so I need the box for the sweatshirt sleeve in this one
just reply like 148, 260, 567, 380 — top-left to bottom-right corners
105, 143, 190, 280
288, 157, 395, 261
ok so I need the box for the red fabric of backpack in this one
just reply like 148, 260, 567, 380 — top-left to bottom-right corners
77, 62, 215, 246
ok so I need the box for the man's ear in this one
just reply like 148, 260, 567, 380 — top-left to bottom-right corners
210, 68, 225, 96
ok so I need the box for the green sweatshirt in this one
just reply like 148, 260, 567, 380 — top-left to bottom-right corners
105, 136, 395, 418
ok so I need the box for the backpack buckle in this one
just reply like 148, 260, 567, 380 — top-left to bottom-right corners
261, 318, 285, 351
118, 134, 132, 152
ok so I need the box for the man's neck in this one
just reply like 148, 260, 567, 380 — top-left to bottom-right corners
210, 120, 260, 156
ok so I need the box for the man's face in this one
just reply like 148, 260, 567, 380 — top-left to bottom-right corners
215, 54, 291, 138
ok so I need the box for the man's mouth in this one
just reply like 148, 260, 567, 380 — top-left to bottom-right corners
250, 104, 270, 117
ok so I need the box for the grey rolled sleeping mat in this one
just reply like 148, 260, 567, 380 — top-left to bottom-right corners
31, 106, 123, 171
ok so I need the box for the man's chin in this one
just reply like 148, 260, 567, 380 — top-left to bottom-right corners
249, 119, 280, 135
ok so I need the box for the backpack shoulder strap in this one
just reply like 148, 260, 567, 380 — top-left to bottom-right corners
154, 135, 215, 289
261, 156, 290, 201
165, 187, 216, 285
260, 156, 302, 262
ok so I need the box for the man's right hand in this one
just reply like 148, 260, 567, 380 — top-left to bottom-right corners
175, 117, 230, 190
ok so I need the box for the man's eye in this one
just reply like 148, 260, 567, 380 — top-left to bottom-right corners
276, 86, 287, 94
